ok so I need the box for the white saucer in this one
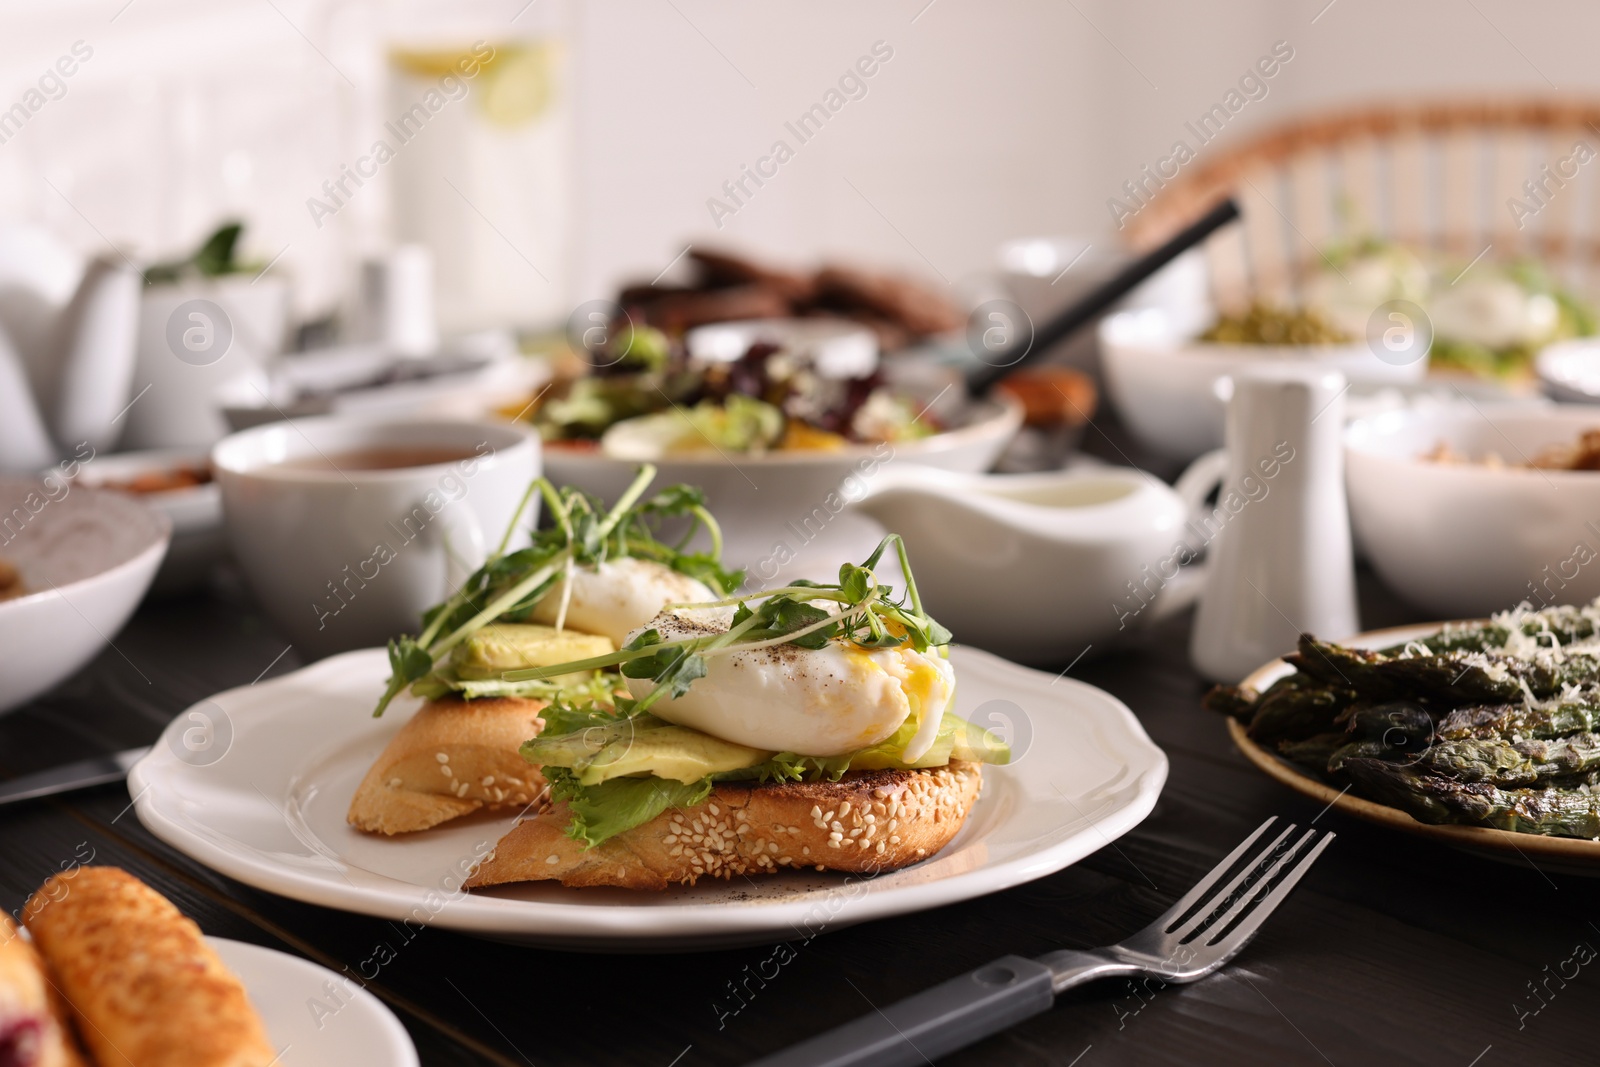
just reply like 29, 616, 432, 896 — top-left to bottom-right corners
132, 646, 1167, 952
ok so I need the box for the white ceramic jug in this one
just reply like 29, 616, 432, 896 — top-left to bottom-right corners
1189, 364, 1360, 682
852, 463, 1217, 667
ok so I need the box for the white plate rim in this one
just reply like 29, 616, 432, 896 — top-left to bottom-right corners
130, 644, 1167, 944
206, 936, 419, 1067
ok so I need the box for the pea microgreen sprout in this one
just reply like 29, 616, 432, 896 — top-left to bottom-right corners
501, 533, 952, 716
372, 464, 741, 716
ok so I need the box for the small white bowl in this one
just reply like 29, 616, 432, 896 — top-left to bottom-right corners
70, 448, 222, 594
0, 478, 169, 713
1101, 309, 1428, 462
1345, 404, 1600, 617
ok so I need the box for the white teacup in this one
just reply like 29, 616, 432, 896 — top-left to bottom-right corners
213, 417, 539, 659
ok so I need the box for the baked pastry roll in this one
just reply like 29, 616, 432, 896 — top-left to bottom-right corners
23, 867, 275, 1067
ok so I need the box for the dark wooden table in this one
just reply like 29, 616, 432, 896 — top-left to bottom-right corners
5, 480, 1599, 1065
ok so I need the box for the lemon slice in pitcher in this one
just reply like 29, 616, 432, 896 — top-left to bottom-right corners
479, 43, 555, 127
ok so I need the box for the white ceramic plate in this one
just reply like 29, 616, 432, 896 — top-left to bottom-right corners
210, 937, 418, 1067
130, 645, 1167, 952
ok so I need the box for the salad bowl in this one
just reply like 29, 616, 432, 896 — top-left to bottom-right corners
541, 393, 1022, 571
1101, 308, 1426, 462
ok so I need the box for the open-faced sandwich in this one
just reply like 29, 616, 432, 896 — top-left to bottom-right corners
351, 466, 1008, 889
464, 522, 1006, 890
348, 467, 739, 834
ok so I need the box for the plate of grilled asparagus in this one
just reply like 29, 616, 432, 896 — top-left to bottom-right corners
1209, 601, 1600, 873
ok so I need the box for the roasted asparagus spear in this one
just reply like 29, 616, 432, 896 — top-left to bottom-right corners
1342, 757, 1600, 838
1414, 733, 1600, 787
1435, 693, 1600, 742
1291, 636, 1600, 705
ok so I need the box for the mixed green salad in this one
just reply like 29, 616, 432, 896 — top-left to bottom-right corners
531, 325, 936, 454
1304, 235, 1597, 378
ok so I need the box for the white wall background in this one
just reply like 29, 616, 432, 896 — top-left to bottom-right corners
0, 0, 1591, 328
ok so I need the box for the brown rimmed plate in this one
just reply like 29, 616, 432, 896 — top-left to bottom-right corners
1231, 623, 1600, 876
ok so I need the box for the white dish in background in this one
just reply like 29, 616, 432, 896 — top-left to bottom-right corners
541, 394, 1023, 577
220, 334, 544, 432
129, 644, 1167, 953
1100, 308, 1427, 462
0, 478, 168, 714
70, 448, 223, 595
1345, 404, 1600, 617
209, 937, 418, 1067
1537, 337, 1600, 402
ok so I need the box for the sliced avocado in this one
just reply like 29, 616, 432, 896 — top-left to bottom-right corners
521, 716, 643, 769
836, 712, 1010, 770
577, 721, 771, 786
952, 720, 1010, 765
452, 623, 613, 681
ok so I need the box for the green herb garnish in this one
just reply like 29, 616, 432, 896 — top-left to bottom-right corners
501, 533, 949, 718
371, 464, 741, 716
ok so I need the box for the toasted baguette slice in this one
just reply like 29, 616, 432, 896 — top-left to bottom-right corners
348, 696, 549, 835
0, 913, 88, 1067
466, 761, 983, 891
23, 867, 274, 1067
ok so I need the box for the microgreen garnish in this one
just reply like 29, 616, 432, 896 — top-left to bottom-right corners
371, 464, 741, 716
502, 533, 951, 713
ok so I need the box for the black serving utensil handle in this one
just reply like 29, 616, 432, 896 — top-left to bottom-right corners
745, 955, 1056, 1067
965, 196, 1240, 397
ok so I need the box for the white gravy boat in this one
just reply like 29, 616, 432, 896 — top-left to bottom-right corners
853, 459, 1223, 667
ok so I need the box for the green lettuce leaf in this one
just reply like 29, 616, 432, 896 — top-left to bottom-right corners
545, 766, 713, 848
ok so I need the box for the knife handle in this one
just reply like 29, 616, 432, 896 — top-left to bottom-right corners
746, 955, 1055, 1067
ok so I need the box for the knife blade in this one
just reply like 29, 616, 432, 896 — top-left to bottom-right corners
0, 747, 150, 806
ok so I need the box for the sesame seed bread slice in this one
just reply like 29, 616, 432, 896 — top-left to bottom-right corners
347, 696, 549, 836
465, 761, 983, 891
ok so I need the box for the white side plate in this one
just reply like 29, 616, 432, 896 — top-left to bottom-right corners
209, 937, 418, 1067
132, 645, 1167, 951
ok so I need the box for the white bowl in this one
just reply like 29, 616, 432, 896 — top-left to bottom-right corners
1536, 337, 1600, 402
1101, 309, 1428, 462
1345, 405, 1600, 616
69, 448, 223, 594
0, 478, 169, 713
539, 395, 1023, 574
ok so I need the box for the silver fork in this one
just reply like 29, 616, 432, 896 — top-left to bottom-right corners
749, 817, 1334, 1067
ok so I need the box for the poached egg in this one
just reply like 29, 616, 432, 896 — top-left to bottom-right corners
530, 558, 716, 647
624, 609, 955, 760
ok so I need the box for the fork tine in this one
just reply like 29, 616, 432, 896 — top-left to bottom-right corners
1202, 829, 1335, 953
1166, 819, 1298, 939
1190, 831, 1324, 947
1156, 817, 1282, 934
